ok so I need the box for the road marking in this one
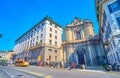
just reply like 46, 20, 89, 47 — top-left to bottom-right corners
12, 67, 53, 78
12, 68, 44, 76
10, 75, 14, 78
80, 70, 106, 73
6, 72, 11, 75
45, 76, 53, 78
28, 72, 43, 76
2, 69, 15, 78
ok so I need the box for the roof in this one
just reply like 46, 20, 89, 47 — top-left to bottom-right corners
15, 15, 62, 42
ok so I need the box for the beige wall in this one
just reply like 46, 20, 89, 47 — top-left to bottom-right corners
7, 51, 14, 63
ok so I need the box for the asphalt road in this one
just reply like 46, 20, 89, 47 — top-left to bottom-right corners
0, 65, 41, 78
4, 65, 120, 78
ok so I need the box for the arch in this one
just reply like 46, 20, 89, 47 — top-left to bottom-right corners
75, 30, 82, 40
75, 45, 86, 65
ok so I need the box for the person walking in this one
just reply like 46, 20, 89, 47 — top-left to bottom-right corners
71, 62, 75, 69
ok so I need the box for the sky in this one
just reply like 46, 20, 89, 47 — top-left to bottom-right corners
0, 0, 98, 51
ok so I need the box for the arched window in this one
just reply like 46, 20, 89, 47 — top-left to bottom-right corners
76, 30, 82, 39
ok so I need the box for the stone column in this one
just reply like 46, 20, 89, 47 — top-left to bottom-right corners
87, 42, 93, 65
96, 41, 102, 65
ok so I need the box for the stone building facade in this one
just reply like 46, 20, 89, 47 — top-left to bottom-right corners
0, 51, 8, 60
95, 0, 120, 64
62, 17, 106, 66
14, 16, 63, 64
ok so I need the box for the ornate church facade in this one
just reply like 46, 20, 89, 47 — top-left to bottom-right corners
62, 17, 106, 66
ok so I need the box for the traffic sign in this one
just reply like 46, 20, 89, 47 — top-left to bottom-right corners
38, 56, 41, 61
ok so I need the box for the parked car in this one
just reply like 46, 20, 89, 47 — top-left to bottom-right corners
2, 62, 8, 66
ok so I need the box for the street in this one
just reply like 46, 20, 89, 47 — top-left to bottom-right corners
0, 65, 41, 78
0, 65, 120, 78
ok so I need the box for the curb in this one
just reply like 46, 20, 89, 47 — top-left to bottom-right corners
76, 69, 106, 73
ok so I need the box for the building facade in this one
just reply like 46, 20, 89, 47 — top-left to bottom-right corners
0, 51, 8, 60
62, 17, 106, 66
7, 50, 14, 64
95, 0, 120, 64
14, 16, 63, 64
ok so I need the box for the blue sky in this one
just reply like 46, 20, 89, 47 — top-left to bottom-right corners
0, 0, 98, 51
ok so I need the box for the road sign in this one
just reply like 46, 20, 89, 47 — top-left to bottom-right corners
38, 56, 41, 61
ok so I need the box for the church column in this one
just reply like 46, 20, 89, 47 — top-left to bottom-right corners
72, 28, 76, 40
92, 41, 98, 65
96, 41, 102, 65
81, 27, 85, 39
87, 42, 93, 65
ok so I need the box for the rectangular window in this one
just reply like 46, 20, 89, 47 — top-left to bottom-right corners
49, 56, 51, 61
48, 49, 52, 52
55, 56, 57, 61
116, 17, 120, 28
55, 25, 57, 28
50, 27, 52, 31
42, 22, 44, 26
35, 28, 36, 31
55, 36, 57, 39
49, 40, 52, 45
36, 42, 38, 46
37, 36, 39, 40
31, 35, 33, 38
41, 34, 43, 38
50, 22, 52, 25
55, 50, 57, 53
37, 31, 39, 34
40, 40, 42, 43
55, 41, 57, 46
41, 28, 43, 32
28, 36, 30, 39
50, 33, 52, 38
33, 38, 35, 41
55, 30, 57, 34
108, 1, 120, 13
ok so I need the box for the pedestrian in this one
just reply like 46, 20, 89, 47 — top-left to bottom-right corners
72, 62, 75, 69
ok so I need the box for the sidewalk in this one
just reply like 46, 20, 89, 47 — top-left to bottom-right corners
10, 64, 112, 73
29, 65, 106, 73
